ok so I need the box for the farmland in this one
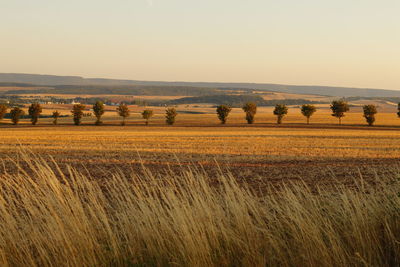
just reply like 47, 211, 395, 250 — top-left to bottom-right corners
1, 109, 400, 183
1, 105, 400, 266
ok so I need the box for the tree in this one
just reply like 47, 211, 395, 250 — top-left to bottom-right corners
116, 104, 130, 126
216, 105, 232, 124
301, 104, 317, 124
273, 104, 288, 124
242, 102, 257, 124
10, 107, 25, 125
0, 104, 7, 121
52, 111, 60, 125
71, 104, 86, 125
142, 110, 153, 125
28, 103, 42, 125
330, 100, 350, 125
363, 105, 377, 126
165, 107, 177, 125
92, 101, 105, 125
397, 103, 400, 118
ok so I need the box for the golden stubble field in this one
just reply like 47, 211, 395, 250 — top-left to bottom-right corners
1, 126, 400, 160
1, 114, 400, 184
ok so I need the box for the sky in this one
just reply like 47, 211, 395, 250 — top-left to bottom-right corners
0, 0, 399, 89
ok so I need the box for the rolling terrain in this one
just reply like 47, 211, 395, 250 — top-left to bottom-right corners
1, 73, 400, 97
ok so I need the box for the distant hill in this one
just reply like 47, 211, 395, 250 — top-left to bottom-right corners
0, 73, 399, 97
168, 95, 326, 107
3, 84, 229, 96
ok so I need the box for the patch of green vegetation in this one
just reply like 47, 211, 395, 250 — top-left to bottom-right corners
168, 95, 327, 107
4, 85, 251, 96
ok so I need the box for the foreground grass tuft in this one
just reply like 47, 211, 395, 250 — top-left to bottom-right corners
0, 154, 399, 266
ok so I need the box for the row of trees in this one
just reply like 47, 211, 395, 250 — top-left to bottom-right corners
0, 100, 394, 126
0, 102, 178, 126
217, 100, 381, 126
70, 102, 177, 126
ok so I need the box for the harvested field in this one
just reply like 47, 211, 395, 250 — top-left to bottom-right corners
1, 123, 400, 186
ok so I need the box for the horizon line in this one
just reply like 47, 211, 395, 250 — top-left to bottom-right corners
1, 72, 399, 92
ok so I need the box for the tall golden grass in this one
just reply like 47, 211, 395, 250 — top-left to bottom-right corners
0, 154, 399, 266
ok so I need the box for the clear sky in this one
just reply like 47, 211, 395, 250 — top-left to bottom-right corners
1, 0, 399, 89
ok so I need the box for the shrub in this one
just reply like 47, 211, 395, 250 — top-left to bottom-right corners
0, 104, 8, 121
363, 105, 378, 126
71, 104, 86, 126
397, 103, 400, 118
92, 101, 105, 125
165, 107, 177, 125
28, 103, 43, 125
242, 102, 257, 124
10, 107, 25, 125
142, 110, 154, 125
52, 111, 61, 125
216, 105, 232, 124
273, 104, 288, 124
301, 104, 316, 124
330, 100, 349, 125
116, 104, 130, 126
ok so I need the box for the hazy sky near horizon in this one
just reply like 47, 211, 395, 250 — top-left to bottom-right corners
1, 0, 399, 89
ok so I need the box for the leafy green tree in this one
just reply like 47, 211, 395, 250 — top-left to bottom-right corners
301, 104, 317, 124
242, 102, 257, 124
363, 105, 377, 126
273, 104, 288, 124
216, 105, 232, 124
92, 101, 105, 125
52, 111, 60, 125
28, 103, 42, 125
330, 100, 350, 125
71, 104, 86, 125
116, 104, 130, 126
0, 104, 8, 121
142, 110, 154, 125
165, 107, 177, 125
10, 107, 25, 125
397, 103, 400, 118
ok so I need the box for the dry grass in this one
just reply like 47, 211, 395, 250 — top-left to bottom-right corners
0, 108, 399, 266
0, 153, 399, 266
1, 111, 399, 266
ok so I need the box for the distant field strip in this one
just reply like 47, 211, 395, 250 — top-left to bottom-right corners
1, 126, 400, 163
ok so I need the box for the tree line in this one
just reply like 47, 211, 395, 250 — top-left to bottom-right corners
0, 100, 395, 127
0, 102, 178, 126
167, 94, 325, 107
217, 100, 382, 126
